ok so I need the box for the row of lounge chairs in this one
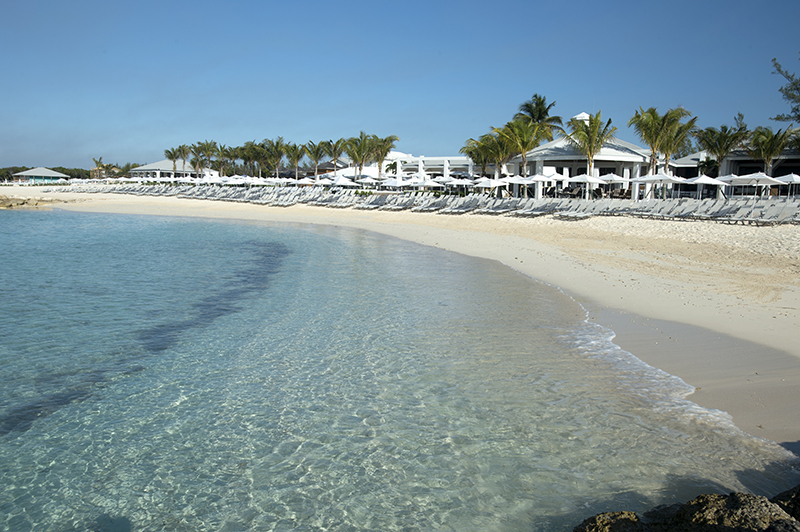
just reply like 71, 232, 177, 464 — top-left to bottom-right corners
42, 185, 800, 225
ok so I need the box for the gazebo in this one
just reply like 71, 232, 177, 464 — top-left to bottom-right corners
12, 167, 70, 183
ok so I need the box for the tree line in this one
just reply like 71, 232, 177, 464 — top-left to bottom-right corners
163, 133, 400, 181
462, 54, 800, 178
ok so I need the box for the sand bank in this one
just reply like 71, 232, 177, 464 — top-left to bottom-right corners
6, 186, 800, 450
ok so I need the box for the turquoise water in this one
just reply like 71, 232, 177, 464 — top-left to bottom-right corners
0, 209, 797, 531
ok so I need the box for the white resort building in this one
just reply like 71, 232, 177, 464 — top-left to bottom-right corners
129, 159, 219, 181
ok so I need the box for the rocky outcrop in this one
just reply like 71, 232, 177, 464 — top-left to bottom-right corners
0, 195, 61, 209
574, 485, 800, 531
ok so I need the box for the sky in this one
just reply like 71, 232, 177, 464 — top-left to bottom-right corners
2, 0, 799, 169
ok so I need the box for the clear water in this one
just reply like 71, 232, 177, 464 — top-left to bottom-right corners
0, 209, 797, 532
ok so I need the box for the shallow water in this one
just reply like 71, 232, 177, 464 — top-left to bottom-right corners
0, 209, 797, 531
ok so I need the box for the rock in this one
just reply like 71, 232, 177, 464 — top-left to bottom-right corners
0, 195, 59, 209
772, 486, 800, 520
574, 488, 800, 531
574, 511, 645, 532
664, 492, 792, 530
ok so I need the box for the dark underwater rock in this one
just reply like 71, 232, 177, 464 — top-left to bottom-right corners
574, 488, 800, 531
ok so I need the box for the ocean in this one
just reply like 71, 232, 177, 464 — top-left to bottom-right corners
0, 208, 797, 531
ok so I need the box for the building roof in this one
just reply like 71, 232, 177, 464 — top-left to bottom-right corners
513, 136, 649, 164
671, 150, 709, 168
131, 159, 192, 172
13, 167, 69, 178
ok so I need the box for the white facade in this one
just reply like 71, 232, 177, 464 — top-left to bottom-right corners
129, 159, 219, 181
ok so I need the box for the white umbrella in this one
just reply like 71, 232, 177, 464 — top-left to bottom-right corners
632, 172, 685, 199
777, 174, 800, 196
685, 174, 729, 199
331, 175, 357, 187
413, 179, 445, 189
719, 172, 783, 198
567, 174, 607, 200
474, 178, 507, 188
719, 172, 784, 186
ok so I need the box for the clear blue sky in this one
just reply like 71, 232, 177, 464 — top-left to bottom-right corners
2, 0, 799, 169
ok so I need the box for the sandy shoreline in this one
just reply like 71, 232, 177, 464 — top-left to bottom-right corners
5, 186, 800, 452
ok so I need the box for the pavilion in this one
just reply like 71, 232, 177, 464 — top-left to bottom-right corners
12, 167, 70, 183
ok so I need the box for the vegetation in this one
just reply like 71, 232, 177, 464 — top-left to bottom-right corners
628, 107, 696, 175
748, 126, 794, 175
694, 120, 751, 177
564, 111, 617, 177
772, 54, 800, 123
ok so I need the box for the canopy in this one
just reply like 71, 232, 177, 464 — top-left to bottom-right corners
719, 172, 784, 186
567, 174, 607, 184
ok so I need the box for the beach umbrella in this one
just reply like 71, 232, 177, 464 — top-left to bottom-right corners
685, 175, 729, 199
356, 176, 380, 185
632, 172, 685, 199
567, 174, 607, 200
474, 178, 507, 188
719, 172, 783, 198
777, 174, 800, 197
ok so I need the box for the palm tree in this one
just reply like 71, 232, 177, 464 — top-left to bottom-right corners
477, 132, 515, 180
345, 132, 375, 180
164, 148, 179, 178
190, 143, 206, 178
564, 111, 617, 179
628, 107, 694, 175
324, 138, 348, 179
747, 126, 795, 175
661, 116, 698, 175
514, 93, 563, 141
493, 119, 546, 177
694, 123, 750, 177
372, 134, 399, 179
284, 143, 306, 180
262, 137, 286, 179
305, 141, 327, 179
177, 144, 190, 177
460, 137, 491, 177
199, 140, 217, 176
628, 107, 664, 175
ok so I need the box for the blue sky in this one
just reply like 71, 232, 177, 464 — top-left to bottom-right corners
2, 0, 799, 169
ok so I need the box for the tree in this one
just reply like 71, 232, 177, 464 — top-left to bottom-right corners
190, 143, 206, 178
694, 121, 750, 177
177, 144, 190, 177
459, 137, 491, 177
772, 54, 800, 123
262, 137, 286, 179
284, 142, 306, 180
324, 138, 348, 179
628, 107, 694, 175
493, 119, 546, 177
747, 126, 795, 175
164, 148, 179, 178
514, 93, 563, 141
345, 132, 375, 180
660, 115, 698, 175
372, 134, 399, 179
564, 111, 617, 179
305, 141, 327, 179
477, 131, 515, 180
199, 140, 218, 175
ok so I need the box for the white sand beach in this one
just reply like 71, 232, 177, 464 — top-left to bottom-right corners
5, 186, 800, 450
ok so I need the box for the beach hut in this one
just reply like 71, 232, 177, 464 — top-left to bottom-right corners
13, 167, 69, 184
